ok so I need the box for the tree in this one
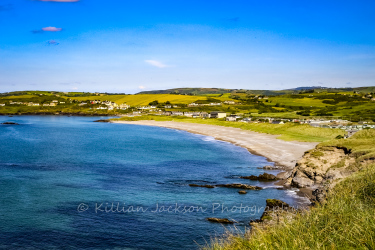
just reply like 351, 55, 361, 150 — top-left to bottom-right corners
149, 100, 159, 106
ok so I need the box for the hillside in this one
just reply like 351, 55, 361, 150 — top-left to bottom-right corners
1, 87, 375, 121
204, 129, 375, 250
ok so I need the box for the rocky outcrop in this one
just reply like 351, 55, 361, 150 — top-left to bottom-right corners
238, 190, 247, 194
249, 199, 298, 229
189, 184, 215, 188
285, 147, 356, 191
215, 183, 262, 190
240, 173, 277, 181
206, 218, 235, 224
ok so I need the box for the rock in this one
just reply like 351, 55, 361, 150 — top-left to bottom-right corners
241, 173, 277, 181
93, 119, 111, 122
257, 165, 280, 170
240, 175, 258, 180
265, 199, 290, 209
216, 183, 262, 190
238, 190, 247, 194
276, 171, 290, 180
312, 188, 326, 204
1, 122, 19, 125
189, 184, 215, 188
249, 199, 296, 229
206, 218, 235, 224
285, 147, 356, 190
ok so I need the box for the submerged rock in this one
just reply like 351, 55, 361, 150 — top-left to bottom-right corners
189, 184, 215, 188
240, 173, 277, 181
93, 119, 111, 122
216, 183, 262, 190
188, 183, 262, 190
258, 165, 280, 170
206, 218, 235, 224
238, 190, 247, 194
1, 122, 19, 125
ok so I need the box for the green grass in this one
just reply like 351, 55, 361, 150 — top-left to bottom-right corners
202, 129, 375, 250
204, 165, 375, 250
114, 115, 345, 142
72, 94, 238, 106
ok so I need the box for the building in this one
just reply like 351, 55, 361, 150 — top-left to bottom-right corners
226, 117, 236, 121
210, 111, 227, 118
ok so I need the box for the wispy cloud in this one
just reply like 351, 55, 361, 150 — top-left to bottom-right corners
42, 26, 62, 32
48, 40, 59, 45
145, 60, 170, 68
32, 27, 63, 34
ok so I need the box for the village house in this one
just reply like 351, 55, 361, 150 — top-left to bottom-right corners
210, 111, 227, 118
223, 100, 235, 105
226, 116, 237, 121
163, 111, 173, 116
171, 111, 184, 116
49, 103, 57, 106
271, 120, 284, 124
119, 104, 130, 110
184, 112, 194, 117
0, 104, 5, 106
200, 112, 210, 118
188, 103, 199, 107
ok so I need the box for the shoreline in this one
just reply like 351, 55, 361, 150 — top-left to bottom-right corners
113, 120, 318, 170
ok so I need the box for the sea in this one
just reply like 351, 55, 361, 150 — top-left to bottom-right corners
0, 116, 309, 249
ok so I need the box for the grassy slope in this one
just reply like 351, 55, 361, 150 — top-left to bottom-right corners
204, 130, 375, 250
114, 116, 345, 142
72, 94, 237, 106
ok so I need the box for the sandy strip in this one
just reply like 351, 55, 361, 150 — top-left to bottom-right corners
113, 120, 318, 169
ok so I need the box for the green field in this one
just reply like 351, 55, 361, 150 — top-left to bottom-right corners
1, 88, 374, 121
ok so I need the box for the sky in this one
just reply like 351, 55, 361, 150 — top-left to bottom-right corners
0, 0, 374, 93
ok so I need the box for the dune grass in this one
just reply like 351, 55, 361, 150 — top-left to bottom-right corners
114, 115, 345, 142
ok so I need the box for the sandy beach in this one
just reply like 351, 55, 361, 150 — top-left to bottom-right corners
114, 120, 318, 169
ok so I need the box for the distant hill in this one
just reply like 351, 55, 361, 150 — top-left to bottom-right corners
137, 88, 235, 95
137, 86, 375, 96
137, 87, 295, 96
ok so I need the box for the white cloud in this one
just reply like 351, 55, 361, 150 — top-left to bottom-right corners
42, 27, 62, 32
145, 60, 169, 68
138, 86, 146, 89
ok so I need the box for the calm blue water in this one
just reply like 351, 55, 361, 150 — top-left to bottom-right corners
0, 116, 307, 249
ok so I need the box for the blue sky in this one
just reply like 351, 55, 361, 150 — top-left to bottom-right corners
0, 0, 374, 93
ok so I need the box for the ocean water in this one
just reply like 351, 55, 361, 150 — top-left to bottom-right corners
0, 116, 308, 249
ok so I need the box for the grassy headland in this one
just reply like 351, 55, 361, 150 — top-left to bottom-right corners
1, 88, 375, 121
203, 129, 375, 250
